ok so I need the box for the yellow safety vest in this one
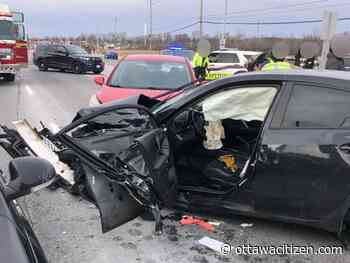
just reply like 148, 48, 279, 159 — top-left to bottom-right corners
261, 61, 293, 71
192, 52, 209, 68
206, 71, 233, 81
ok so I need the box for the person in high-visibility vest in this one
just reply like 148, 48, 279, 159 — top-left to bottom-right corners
192, 52, 209, 79
261, 54, 293, 71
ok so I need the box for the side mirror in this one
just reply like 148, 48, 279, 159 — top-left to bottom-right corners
3, 157, 56, 201
94, 75, 105, 86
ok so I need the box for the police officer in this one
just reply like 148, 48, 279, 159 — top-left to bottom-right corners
261, 54, 293, 71
192, 51, 209, 79
261, 42, 293, 71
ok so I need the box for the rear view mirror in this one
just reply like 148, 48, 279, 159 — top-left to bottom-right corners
94, 76, 105, 86
4, 157, 56, 200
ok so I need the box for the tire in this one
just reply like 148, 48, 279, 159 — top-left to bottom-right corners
73, 63, 83, 74
38, 60, 48, 71
3, 74, 15, 82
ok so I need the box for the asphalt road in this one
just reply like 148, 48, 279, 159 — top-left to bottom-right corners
0, 64, 349, 263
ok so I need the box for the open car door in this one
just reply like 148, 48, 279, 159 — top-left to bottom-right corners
54, 105, 178, 233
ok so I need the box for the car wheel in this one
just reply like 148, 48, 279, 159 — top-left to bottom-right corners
3, 74, 15, 82
38, 61, 48, 71
73, 63, 83, 74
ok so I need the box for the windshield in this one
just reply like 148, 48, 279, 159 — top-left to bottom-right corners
0, 21, 16, 40
66, 45, 88, 55
108, 60, 191, 90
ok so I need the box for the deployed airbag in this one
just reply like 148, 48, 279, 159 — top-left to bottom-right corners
202, 87, 277, 122
202, 87, 276, 150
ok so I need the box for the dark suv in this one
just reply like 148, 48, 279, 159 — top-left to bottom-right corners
34, 44, 104, 74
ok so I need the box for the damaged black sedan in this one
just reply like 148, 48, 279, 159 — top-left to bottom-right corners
1, 70, 350, 237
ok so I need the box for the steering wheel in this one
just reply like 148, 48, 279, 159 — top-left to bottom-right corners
191, 109, 206, 139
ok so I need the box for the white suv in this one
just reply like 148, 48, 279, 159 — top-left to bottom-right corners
208, 49, 262, 76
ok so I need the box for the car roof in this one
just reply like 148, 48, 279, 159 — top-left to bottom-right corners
219, 70, 350, 89
124, 54, 188, 63
211, 50, 261, 55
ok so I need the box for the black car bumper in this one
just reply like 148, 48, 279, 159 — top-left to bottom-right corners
80, 58, 105, 72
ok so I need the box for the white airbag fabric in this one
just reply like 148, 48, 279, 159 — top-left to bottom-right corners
203, 120, 225, 150
202, 87, 276, 150
202, 87, 277, 122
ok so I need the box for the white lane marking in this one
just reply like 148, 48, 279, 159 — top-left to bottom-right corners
50, 122, 60, 134
25, 85, 34, 96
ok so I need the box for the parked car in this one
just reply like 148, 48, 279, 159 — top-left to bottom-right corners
0, 156, 56, 263
104, 50, 118, 60
89, 54, 195, 106
208, 49, 262, 74
3, 70, 350, 238
35, 44, 104, 74
33, 43, 49, 66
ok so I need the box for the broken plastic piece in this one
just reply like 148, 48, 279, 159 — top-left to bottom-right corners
180, 216, 214, 232
240, 223, 254, 228
12, 120, 75, 185
208, 221, 221, 226
198, 236, 224, 253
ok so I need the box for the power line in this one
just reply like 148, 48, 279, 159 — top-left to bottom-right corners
155, 15, 350, 35
167, 22, 199, 34
152, 0, 349, 31
205, 0, 328, 19
237, 1, 350, 21
204, 16, 350, 26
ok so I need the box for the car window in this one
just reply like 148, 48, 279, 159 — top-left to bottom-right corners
0, 21, 16, 40
55, 46, 66, 53
66, 45, 88, 55
14, 24, 25, 41
47, 45, 55, 53
108, 60, 191, 90
209, 53, 240, 63
282, 85, 350, 129
36, 45, 48, 53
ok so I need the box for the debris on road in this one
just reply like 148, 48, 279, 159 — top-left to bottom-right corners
180, 215, 215, 232
240, 223, 254, 228
198, 236, 225, 253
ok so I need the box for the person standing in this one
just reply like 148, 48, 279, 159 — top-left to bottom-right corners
192, 51, 209, 79
261, 53, 293, 71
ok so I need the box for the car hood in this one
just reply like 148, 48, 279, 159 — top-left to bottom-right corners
97, 86, 170, 104
75, 94, 160, 120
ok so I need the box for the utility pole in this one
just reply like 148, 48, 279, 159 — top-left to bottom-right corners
149, 0, 153, 49
199, 0, 203, 37
114, 16, 118, 45
221, 0, 228, 48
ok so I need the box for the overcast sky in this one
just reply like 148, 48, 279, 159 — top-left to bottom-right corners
5, 0, 350, 38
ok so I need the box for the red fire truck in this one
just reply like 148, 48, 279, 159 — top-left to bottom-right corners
0, 4, 27, 82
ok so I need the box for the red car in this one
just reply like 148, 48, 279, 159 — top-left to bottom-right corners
90, 54, 196, 106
